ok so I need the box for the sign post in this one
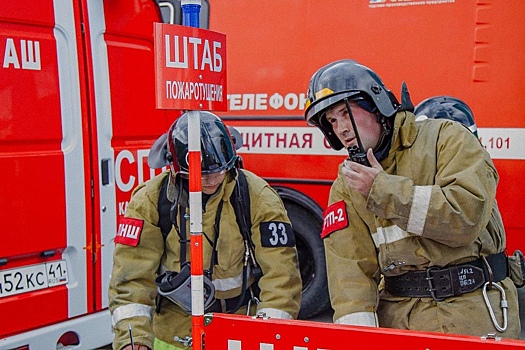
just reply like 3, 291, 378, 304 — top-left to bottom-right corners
182, 3, 204, 348
187, 107, 204, 349
154, 3, 227, 347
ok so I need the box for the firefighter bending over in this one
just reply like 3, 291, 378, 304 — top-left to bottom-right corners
305, 59, 521, 338
109, 112, 302, 350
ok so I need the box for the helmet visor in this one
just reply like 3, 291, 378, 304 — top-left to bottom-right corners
199, 119, 236, 174
170, 112, 238, 175
306, 90, 361, 126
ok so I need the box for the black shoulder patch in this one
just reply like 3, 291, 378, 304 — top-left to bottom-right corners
260, 221, 295, 247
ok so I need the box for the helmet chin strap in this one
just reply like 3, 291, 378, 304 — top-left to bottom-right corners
372, 114, 393, 162
343, 98, 393, 163
344, 99, 367, 154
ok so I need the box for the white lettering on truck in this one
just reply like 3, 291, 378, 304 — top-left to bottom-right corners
115, 150, 136, 193
228, 93, 308, 111
2, 38, 41, 70
115, 149, 166, 215
115, 149, 157, 193
235, 127, 343, 156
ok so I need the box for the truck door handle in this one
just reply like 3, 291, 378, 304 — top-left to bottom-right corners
101, 159, 110, 186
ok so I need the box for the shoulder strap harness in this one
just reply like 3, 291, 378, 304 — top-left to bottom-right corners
157, 170, 262, 306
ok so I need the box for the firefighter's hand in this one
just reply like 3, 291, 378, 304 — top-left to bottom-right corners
122, 344, 150, 350
342, 148, 382, 197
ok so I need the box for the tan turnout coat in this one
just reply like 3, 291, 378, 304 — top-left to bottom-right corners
109, 169, 302, 350
324, 111, 520, 338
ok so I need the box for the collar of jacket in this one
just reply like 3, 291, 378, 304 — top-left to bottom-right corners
166, 170, 238, 206
379, 111, 418, 171
390, 111, 418, 152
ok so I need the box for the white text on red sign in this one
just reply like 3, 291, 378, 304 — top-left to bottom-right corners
154, 23, 227, 110
164, 34, 223, 72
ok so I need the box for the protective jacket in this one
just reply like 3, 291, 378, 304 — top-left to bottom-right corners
109, 169, 302, 350
323, 111, 520, 338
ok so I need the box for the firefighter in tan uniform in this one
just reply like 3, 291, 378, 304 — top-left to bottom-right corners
109, 112, 302, 350
304, 59, 521, 338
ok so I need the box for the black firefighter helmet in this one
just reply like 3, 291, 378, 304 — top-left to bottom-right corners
148, 111, 241, 174
414, 95, 478, 137
304, 59, 400, 151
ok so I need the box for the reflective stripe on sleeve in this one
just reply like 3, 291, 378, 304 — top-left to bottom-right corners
334, 311, 378, 327
257, 307, 293, 320
212, 270, 244, 291
407, 185, 432, 235
371, 225, 411, 248
111, 303, 153, 326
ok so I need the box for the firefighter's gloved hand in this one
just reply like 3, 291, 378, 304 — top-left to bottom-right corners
342, 148, 382, 197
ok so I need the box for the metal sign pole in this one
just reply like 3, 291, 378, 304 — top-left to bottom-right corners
187, 111, 204, 349
181, 1, 204, 349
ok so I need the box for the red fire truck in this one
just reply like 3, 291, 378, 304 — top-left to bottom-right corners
0, 1, 523, 349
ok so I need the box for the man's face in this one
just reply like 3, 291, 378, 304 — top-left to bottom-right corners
325, 100, 383, 150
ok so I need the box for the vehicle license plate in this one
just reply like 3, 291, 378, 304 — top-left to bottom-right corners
0, 260, 68, 298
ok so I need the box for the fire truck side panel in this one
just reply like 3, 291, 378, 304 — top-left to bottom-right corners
210, 1, 525, 253
55, 0, 92, 321
87, 0, 116, 314
1, 0, 524, 347
90, 0, 179, 331
0, 0, 91, 340
0, 0, 175, 347
491, 159, 525, 253
95, 0, 178, 311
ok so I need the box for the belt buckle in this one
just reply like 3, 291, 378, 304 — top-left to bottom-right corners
425, 266, 445, 302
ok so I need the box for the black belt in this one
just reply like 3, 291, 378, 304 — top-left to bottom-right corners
384, 252, 507, 301
207, 284, 260, 313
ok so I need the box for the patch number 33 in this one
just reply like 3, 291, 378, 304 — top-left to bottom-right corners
269, 222, 288, 245
260, 221, 295, 247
